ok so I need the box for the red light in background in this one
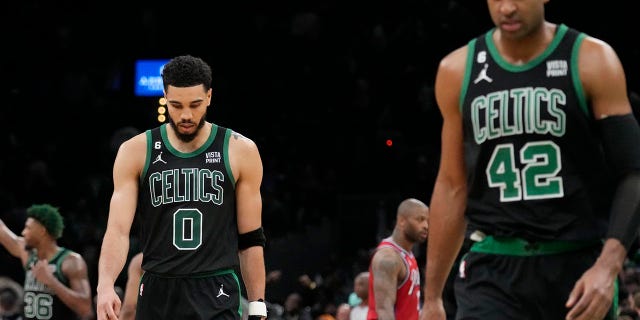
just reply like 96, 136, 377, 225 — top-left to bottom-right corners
386, 139, 393, 147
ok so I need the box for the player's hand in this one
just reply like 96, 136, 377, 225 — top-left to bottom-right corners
565, 262, 616, 320
96, 286, 122, 320
420, 297, 446, 320
31, 259, 56, 286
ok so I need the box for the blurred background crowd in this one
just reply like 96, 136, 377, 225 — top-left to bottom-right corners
1, 0, 639, 319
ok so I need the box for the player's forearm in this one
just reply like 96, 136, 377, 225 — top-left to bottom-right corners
47, 280, 93, 318
424, 183, 467, 301
97, 231, 130, 290
0, 221, 22, 257
606, 171, 640, 250
238, 246, 266, 301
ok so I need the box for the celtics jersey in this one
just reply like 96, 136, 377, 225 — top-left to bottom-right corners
461, 24, 614, 241
138, 123, 238, 275
23, 248, 75, 320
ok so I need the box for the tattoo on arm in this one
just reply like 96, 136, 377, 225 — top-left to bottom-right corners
373, 250, 400, 314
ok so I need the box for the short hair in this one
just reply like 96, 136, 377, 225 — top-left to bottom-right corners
161, 55, 212, 91
26, 204, 64, 239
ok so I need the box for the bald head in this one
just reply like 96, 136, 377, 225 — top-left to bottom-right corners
354, 271, 369, 300
355, 271, 369, 283
397, 198, 428, 220
395, 198, 429, 244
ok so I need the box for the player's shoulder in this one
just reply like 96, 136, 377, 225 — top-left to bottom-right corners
116, 131, 148, 156
65, 249, 87, 262
578, 32, 618, 59
227, 128, 259, 152
372, 245, 402, 261
575, 30, 623, 81
227, 128, 254, 142
438, 44, 470, 74
60, 249, 89, 272
371, 246, 403, 271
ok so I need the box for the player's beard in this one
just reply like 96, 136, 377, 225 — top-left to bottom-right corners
406, 229, 426, 244
168, 112, 207, 143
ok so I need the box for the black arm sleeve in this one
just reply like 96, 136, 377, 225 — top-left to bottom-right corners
600, 114, 640, 250
606, 172, 640, 250
600, 114, 640, 175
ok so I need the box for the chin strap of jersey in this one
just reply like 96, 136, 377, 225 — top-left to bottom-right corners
248, 299, 267, 319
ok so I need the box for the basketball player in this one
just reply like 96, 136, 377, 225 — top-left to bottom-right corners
421, 0, 640, 319
96, 55, 267, 320
0, 204, 93, 320
368, 198, 429, 320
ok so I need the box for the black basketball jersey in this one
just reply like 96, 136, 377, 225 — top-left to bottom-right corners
138, 123, 239, 275
461, 24, 614, 241
23, 248, 76, 320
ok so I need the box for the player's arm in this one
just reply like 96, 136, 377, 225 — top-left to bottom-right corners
422, 45, 469, 320
54, 253, 93, 319
566, 36, 640, 320
96, 133, 146, 320
0, 218, 28, 265
371, 248, 402, 320
230, 131, 267, 319
121, 252, 143, 320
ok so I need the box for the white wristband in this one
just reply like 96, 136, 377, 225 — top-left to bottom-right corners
248, 300, 267, 317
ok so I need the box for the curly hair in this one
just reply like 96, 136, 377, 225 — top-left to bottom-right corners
26, 204, 64, 239
161, 55, 212, 91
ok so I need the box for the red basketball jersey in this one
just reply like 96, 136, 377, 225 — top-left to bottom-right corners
367, 237, 421, 320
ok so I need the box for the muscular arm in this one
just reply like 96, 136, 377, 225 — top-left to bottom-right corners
231, 132, 266, 304
121, 252, 143, 320
565, 36, 639, 320
50, 253, 93, 319
371, 248, 403, 320
96, 134, 145, 320
0, 219, 28, 265
422, 46, 469, 318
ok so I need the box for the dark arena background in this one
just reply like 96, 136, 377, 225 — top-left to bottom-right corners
1, 0, 638, 315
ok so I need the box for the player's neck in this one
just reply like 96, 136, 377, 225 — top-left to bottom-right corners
493, 21, 556, 65
167, 121, 212, 153
35, 241, 60, 260
390, 233, 413, 252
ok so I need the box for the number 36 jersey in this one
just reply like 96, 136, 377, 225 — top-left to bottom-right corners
23, 248, 75, 320
461, 24, 614, 241
138, 123, 238, 275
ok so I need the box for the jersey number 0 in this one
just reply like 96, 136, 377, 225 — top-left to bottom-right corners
173, 208, 203, 250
